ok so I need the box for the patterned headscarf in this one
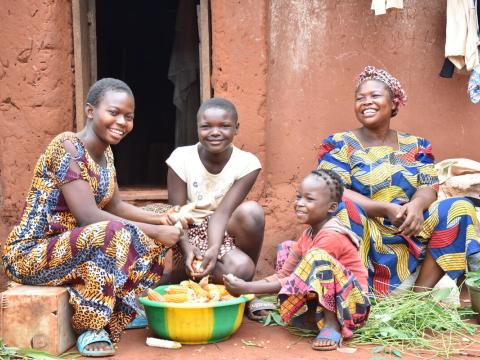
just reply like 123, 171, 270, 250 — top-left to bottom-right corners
356, 66, 407, 110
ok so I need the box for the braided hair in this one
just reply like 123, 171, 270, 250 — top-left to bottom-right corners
309, 169, 344, 203
86, 78, 134, 108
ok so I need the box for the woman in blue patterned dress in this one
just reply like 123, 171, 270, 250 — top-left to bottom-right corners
317, 66, 480, 294
2, 78, 186, 356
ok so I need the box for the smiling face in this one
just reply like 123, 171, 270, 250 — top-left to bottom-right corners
354, 79, 397, 129
295, 175, 338, 231
197, 107, 239, 154
86, 90, 135, 145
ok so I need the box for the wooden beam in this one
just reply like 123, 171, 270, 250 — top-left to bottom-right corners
198, 0, 211, 101
72, 0, 94, 131
87, 0, 97, 84
120, 188, 169, 202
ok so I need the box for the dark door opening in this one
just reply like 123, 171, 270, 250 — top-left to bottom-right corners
95, 0, 200, 188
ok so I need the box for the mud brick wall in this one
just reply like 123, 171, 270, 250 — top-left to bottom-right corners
0, 0, 74, 289
210, 0, 480, 277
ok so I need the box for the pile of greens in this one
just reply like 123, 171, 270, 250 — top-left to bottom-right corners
350, 288, 479, 358
264, 289, 480, 358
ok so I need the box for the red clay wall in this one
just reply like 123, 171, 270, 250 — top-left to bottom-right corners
211, 0, 480, 276
210, 0, 270, 275
0, 0, 74, 255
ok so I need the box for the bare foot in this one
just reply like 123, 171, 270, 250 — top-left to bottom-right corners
85, 341, 114, 353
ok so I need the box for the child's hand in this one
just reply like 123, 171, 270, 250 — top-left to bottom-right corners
159, 206, 194, 229
183, 244, 204, 278
191, 247, 218, 278
223, 273, 248, 297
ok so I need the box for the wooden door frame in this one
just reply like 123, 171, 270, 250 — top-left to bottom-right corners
71, 0, 211, 201
198, 0, 212, 102
72, 0, 211, 132
72, 0, 97, 131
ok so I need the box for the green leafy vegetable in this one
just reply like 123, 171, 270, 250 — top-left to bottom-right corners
351, 288, 479, 359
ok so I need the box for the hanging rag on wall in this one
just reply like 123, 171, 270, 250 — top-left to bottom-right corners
168, 0, 200, 147
371, 0, 403, 15
468, 65, 480, 103
439, 58, 456, 78
445, 0, 479, 71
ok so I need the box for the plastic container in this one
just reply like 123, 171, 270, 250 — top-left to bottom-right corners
139, 285, 254, 344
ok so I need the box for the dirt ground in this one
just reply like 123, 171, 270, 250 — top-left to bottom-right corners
75, 316, 480, 360
86, 319, 397, 360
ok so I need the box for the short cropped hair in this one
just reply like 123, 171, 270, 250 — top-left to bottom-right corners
197, 97, 238, 122
86, 78, 134, 108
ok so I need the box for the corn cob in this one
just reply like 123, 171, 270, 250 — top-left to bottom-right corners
165, 285, 189, 294
146, 337, 182, 349
216, 284, 230, 297
193, 296, 209, 303
198, 275, 209, 289
192, 259, 204, 273
147, 288, 164, 302
162, 293, 190, 303
186, 280, 209, 298
206, 284, 221, 302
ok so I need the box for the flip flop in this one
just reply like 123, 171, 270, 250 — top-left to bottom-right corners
125, 315, 148, 329
246, 298, 277, 321
77, 329, 115, 357
311, 327, 342, 351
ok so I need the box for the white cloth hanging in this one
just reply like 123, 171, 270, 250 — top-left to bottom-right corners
445, 0, 479, 71
371, 0, 403, 16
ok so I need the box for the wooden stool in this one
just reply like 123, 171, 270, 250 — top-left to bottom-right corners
0, 285, 76, 355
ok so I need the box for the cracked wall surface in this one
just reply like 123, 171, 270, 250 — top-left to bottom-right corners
0, 0, 74, 271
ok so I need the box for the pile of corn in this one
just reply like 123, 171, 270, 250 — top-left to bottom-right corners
147, 277, 236, 303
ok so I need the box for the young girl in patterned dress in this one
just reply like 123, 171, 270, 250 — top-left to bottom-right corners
224, 170, 370, 351
2, 78, 187, 357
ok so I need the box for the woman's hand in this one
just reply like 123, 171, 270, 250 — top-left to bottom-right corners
385, 203, 405, 228
223, 274, 249, 297
150, 225, 183, 247
396, 200, 425, 237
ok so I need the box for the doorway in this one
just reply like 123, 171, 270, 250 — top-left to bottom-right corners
95, 0, 200, 187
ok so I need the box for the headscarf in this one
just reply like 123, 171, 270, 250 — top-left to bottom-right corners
356, 66, 407, 111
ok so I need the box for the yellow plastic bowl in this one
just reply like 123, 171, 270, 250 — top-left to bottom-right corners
139, 285, 254, 344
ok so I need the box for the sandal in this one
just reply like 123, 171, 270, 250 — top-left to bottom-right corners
125, 315, 148, 329
246, 298, 277, 321
311, 327, 342, 351
77, 329, 115, 357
